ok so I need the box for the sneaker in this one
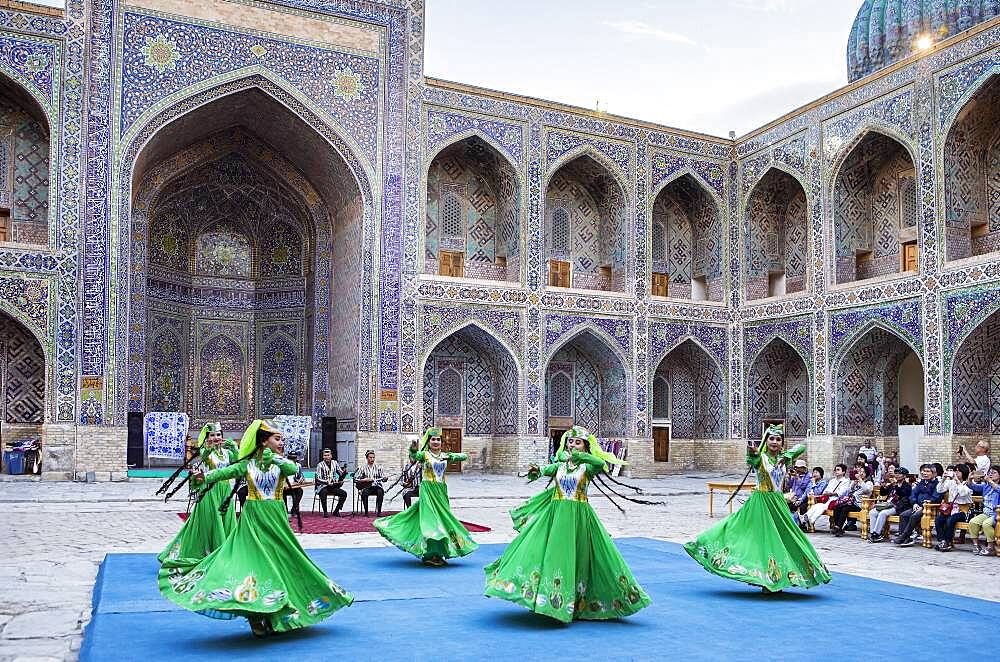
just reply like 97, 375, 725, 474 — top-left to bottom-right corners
972, 541, 983, 554
869, 534, 884, 543
980, 544, 996, 556
898, 538, 916, 547
844, 523, 858, 532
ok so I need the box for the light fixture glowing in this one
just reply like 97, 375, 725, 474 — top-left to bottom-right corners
915, 35, 933, 51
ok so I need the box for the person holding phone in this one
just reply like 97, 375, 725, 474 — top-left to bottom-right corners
934, 463, 973, 551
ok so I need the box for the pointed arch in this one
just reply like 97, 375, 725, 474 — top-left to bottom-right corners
545, 323, 630, 372
830, 125, 920, 285
951, 305, 1000, 434
651, 334, 725, 379
120, 75, 371, 428
832, 319, 923, 374
423, 132, 523, 283
651, 165, 725, 212
938, 64, 1000, 140
543, 144, 630, 202
418, 320, 522, 438
418, 319, 523, 381
0, 309, 47, 428
833, 323, 923, 437
427, 127, 523, 177
745, 161, 808, 205
651, 337, 726, 438
745, 165, 810, 299
746, 336, 811, 438
829, 122, 919, 180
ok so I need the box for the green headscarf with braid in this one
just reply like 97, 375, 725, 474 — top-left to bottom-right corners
555, 425, 626, 472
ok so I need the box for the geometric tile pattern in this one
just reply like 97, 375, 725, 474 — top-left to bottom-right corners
747, 338, 809, 438
834, 327, 916, 436
545, 330, 627, 438
745, 168, 807, 299
652, 339, 724, 438
651, 173, 723, 299
0, 311, 44, 423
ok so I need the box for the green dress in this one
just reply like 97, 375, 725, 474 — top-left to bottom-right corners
684, 444, 832, 591
158, 450, 354, 632
511, 484, 555, 531
157, 442, 238, 564
373, 449, 478, 561
484, 451, 652, 623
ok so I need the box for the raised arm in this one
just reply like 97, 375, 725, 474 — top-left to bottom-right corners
446, 453, 469, 462
572, 451, 608, 476
204, 458, 248, 485
409, 449, 427, 463
540, 461, 561, 478
782, 443, 807, 463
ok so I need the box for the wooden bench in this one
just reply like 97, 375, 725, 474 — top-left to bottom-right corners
919, 497, 998, 555
806, 490, 870, 534
707, 482, 755, 517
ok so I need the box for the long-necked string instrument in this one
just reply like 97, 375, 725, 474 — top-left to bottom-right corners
154, 440, 198, 496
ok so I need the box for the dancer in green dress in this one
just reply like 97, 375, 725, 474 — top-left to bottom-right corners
684, 423, 832, 592
158, 420, 353, 637
157, 422, 237, 564
484, 426, 651, 623
374, 426, 478, 566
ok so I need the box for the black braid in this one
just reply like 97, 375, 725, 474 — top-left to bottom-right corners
602, 471, 644, 494
590, 475, 627, 514
595, 474, 663, 506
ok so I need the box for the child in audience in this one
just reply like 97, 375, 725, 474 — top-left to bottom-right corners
867, 466, 910, 543
894, 464, 940, 546
968, 464, 1000, 556
934, 464, 973, 552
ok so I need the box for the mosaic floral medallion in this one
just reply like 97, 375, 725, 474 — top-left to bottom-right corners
141, 34, 180, 73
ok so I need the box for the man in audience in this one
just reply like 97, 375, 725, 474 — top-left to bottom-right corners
785, 459, 812, 516
893, 463, 940, 546
859, 439, 877, 464
283, 451, 306, 517
867, 466, 910, 543
959, 440, 992, 474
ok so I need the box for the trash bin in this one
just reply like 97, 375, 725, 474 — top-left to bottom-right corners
3, 450, 25, 475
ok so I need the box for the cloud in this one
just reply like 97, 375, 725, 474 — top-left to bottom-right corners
602, 20, 697, 46
731, 0, 794, 12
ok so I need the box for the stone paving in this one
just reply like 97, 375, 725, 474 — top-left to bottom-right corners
1, 474, 997, 661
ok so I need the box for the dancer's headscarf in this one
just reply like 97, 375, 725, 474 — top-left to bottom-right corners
554, 425, 626, 472
196, 422, 223, 448
419, 426, 443, 451
236, 419, 280, 460
761, 423, 785, 451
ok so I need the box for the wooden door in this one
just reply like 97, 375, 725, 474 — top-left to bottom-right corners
550, 429, 568, 460
902, 242, 918, 272
441, 428, 463, 473
549, 260, 570, 288
651, 272, 670, 297
653, 426, 670, 462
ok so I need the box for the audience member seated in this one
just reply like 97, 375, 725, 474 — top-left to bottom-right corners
934, 464, 973, 552
401, 455, 422, 509
968, 464, 1000, 556
804, 463, 851, 531
784, 459, 812, 517
831, 466, 872, 537
893, 463, 940, 546
867, 466, 911, 543
793, 466, 828, 529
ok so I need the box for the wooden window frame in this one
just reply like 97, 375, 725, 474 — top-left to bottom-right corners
438, 250, 465, 278
548, 259, 571, 288
651, 272, 670, 298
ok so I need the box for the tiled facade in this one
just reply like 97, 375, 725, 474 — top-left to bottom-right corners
0, 1, 996, 478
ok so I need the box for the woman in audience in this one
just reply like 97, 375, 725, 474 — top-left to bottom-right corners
793, 466, 827, 528
934, 463, 973, 552
831, 465, 872, 537
968, 464, 1000, 555
803, 464, 851, 532
867, 466, 910, 543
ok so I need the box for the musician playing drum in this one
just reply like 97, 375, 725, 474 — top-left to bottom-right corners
315, 448, 348, 518
354, 450, 388, 516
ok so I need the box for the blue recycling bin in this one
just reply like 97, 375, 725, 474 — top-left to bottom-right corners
3, 450, 25, 475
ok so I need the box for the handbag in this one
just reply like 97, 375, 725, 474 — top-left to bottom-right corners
815, 494, 830, 504
938, 498, 954, 516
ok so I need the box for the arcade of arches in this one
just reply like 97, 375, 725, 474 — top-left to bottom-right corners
130, 88, 364, 436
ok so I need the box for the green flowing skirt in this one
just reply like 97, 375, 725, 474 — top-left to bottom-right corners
684, 490, 832, 591
373, 481, 478, 560
157, 479, 235, 565
484, 499, 651, 623
511, 485, 555, 532
158, 499, 353, 632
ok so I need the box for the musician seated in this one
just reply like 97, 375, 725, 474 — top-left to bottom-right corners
402, 456, 421, 509
315, 449, 347, 518
354, 449, 387, 517
283, 452, 305, 516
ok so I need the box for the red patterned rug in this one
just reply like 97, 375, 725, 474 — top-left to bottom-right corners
177, 511, 491, 535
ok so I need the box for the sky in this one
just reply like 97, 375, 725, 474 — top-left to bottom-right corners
424, 0, 867, 138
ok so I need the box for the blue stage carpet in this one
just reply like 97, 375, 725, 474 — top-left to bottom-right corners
82, 538, 996, 662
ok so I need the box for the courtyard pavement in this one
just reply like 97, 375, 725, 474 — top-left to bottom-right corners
1, 473, 996, 661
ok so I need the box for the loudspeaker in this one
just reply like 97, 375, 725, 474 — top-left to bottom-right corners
127, 411, 144, 468
321, 417, 337, 460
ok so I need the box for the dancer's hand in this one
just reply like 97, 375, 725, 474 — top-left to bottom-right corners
190, 470, 205, 482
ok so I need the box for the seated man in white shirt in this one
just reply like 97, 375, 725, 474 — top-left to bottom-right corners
354, 450, 388, 516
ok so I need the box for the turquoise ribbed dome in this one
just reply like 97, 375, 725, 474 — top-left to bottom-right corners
848, 0, 999, 82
